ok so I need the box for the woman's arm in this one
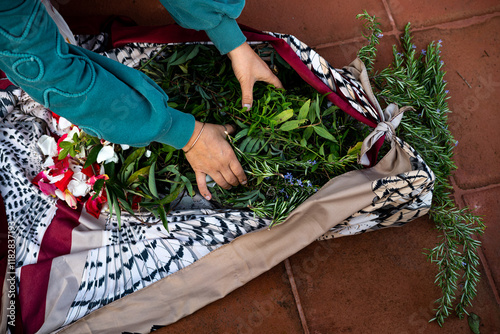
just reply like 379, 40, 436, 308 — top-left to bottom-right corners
0, 0, 195, 149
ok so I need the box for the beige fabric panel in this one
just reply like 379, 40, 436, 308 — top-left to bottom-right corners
37, 252, 88, 334
59, 144, 411, 334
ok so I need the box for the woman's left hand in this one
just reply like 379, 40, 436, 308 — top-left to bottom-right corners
228, 42, 284, 109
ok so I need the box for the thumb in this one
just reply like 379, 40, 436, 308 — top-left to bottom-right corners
239, 79, 255, 110
266, 73, 284, 90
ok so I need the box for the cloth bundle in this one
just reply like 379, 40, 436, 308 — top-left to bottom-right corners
0, 20, 434, 334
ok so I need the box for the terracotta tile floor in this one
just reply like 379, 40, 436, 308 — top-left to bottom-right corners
58, 0, 500, 332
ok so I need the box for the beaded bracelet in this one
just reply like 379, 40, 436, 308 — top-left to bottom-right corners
184, 122, 206, 154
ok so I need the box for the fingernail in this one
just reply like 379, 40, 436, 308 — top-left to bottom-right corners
205, 195, 211, 200
241, 180, 247, 185
243, 104, 251, 110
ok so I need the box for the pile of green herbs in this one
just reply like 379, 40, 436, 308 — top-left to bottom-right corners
131, 42, 368, 225
357, 11, 484, 326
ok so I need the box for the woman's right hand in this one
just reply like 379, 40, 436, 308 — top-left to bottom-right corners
183, 121, 246, 200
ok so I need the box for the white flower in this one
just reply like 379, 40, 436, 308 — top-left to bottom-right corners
67, 179, 91, 197
38, 135, 58, 157
120, 144, 130, 151
96, 145, 118, 164
145, 150, 151, 158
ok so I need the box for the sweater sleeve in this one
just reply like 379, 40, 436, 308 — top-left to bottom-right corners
159, 0, 247, 55
0, 0, 195, 149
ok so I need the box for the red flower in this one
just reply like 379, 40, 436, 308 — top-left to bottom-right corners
85, 191, 108, 219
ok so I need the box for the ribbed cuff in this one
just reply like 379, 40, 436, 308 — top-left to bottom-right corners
205, 16, 246, 55
155, 106, 196, 149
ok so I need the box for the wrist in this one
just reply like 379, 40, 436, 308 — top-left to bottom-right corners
182, 121, 205, 153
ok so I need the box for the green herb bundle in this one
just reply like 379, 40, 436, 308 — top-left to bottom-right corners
357, 11, 484, 325
137, 42, 368, 225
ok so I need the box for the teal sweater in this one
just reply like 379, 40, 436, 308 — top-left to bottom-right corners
0, 0, 246, 148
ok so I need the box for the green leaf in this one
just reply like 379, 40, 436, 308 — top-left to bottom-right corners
158, 204, 169, 232
59, 141, 72, 148
58, 148, 69, 160
114, 199, 121, 229
148, 161, 158, 199
160, 183, 185, 205
180, 175, 195, 197
105, 186, 114, 217
234, 128, 249, 142
127, 166, 151, 185
122, 148, 145, 170
92, 178, 105, 199
279, 119, 308, 131
313, 126, 337, 142
348, 141, 363, 155
84, 144, 103, 169
270, 109, 294, 124
298, 100, 311, 120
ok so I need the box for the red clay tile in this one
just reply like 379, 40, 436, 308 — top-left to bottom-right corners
240, 0, 392, 47
386, 0, 500, 30
153, 263, 303, 334
409, 17, 500, 190
463, 186, 500, 296
288, 216, 500, 333
58, 0, 392, 46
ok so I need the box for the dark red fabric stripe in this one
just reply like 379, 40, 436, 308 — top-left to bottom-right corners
19, 200, 82, 334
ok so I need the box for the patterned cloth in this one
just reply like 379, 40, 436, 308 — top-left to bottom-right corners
0, 29, 434, 333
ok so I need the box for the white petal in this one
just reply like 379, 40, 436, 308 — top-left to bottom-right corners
42, 156, 55, 168
38, 135, 58, 156
105, 153, 119, 164
96, 146, 115, 163
72, 171, 87, 182
145, 150, 151, 158
55, 189, 65, 201
67, 179, 91, 197
120, 144, 130, 151
46, 173, 64, 183
58, 117, 73, 130
65, 127, 80, 142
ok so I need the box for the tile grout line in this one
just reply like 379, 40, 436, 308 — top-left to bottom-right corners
452, 180, 500, 196
451, 176, 500, 306
381, 0, 398, 33
313, 11, 500, 51
284, 258, 310, 334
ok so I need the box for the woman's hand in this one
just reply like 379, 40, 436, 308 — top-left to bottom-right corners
183, 121, 246, 200
228, 42, 284, 109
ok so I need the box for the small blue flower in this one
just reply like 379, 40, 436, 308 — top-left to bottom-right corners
397, 52, 403, 57
296, 179, 303, 187
412, 44, 417, 49
376, 33, 383, 38
421, 49, 426, 55
307, 159, 317, 165
440, 60, 444, 64
284, 172, 293, 181
455, 140, 459, 147
443, 80, 447, 83
436, 109, 441, 112
445, 90, 449, 94
438, 39, 443, 44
